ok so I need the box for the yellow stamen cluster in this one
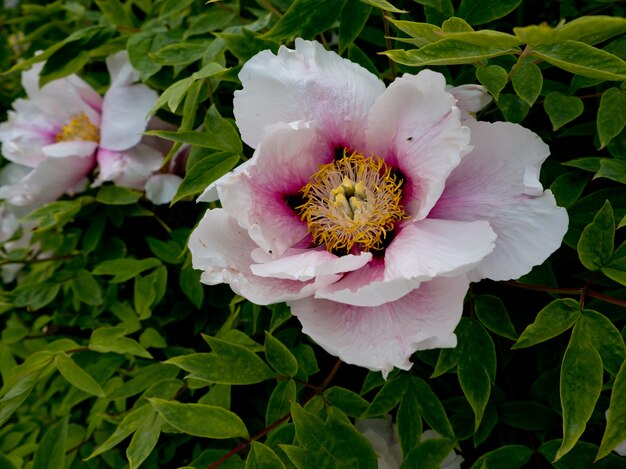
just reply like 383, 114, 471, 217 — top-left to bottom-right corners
298, 151, 406, 253
56, 113, 99, 143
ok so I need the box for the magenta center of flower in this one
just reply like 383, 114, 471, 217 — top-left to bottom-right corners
56, 113, 99, 143
298, 151, 406, 253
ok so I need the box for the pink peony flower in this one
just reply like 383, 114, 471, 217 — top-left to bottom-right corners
189, 39, 568, 376
0, 51, 158, 210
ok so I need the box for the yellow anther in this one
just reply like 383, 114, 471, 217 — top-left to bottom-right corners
56, 113, 99, 143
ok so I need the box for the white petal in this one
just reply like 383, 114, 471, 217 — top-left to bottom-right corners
366, 70, 470, 220
251, 248, 372, 281
448, 84, 492, 116
189, 209, 319, 304
42, 140, 98, 158
145, 174, 182, 205
316, 219, 495, 307
234, 38, 385, 149
106, 50, 138, 88
430, 120, 568, 281
95, 143, 163, 189
100, 84, 157, 151
290, 275, 469, 377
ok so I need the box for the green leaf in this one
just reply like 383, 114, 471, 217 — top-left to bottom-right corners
411, 377, 455, 439
266, 379, 296, 427
456, 0, 522, 25
550, 170, 589, 208
127, 410, 161, 469
151, 40, 209, 66
339, 1, 372, 54
469, 445, 533, 469
557, 323, 604, 460
55, 353, 105, 397
397, 383, 422, 455
544, 92, 584, 130
70, 269, 103, 306
325, 386, 369, 418
166, 338, 275, 385
263, 0, 347, 42
96, 185, 142, 205
93, 257, 161, 283
89, 327, 153, 359
358, 0, 406, 13
95, 0, 134, 27
401, 437, 456, 469
108, 364, 180, 399
597, 87, 626, 148
512, 299, 581, 349
172, 152, 240, 204
580, 310, 626, 376
500, 401, 560, 431
146, 237, 183, 264
540, 439, 626, 469
577, 200, 614, 270
264, 332, 298, 377
457, 320, 496, 430
247, 441, 286, 469
32, 417, 68, 469
598, 360, 626, 459
180, 259, 204, 307
362, 374, 409, 417
595, 158, 626, 185
476, 65, 508, 100
149, 398, 248, 438
474, 295, 518, 340
383, 40, 518, 66
282, 403, 377, 469
388, 19, 442, 47
554, 16, 626, 46
497, 93, 530, 123
86, 405, 154, 459
530, 41, 626, 81
511, 62, 542, 106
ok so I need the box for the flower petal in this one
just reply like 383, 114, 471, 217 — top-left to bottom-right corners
448, 84, 492, 116
430, 120, 568, 281
42, 140, 98, 158
145, 174, 182, 205
316, 219, 495, 307
0, 155, 94, 209
94, 143, 163, 189
251, 248, 372, 281
234, 38, 385, 149
99, 84, 157, 151
189, 209, 320, 304
290, 275, 470, 376
218, 122, 326, 257
366, 70, 470, 220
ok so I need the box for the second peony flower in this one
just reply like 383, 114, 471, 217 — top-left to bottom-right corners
189, 39, 568, 376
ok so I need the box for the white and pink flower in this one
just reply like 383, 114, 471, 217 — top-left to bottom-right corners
0, 51, 162, 210
189, 39, 568, 376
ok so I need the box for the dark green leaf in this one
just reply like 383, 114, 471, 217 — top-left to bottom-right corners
247, 441, 286, 469
263, 0, 347, 41
93, 257, 161, 283
89, 327, 153, 358
411, 376, 455, 439
512, 62, 542, 106
325, 386, 369, 418
544, 92, 584, 130
457, 0, 522, 25
580, 310, 626, 376
339, 1, 372, 54
359, 0, 406, 13
474, 295, 517, 340
362, 374, 409, 417
476, 65, 508, 100
540, 440, 626, 469
149, 398, 248, 438
469, 445, 533, 469
33, 417, 68, 469
95, 0, 134, 27
500, 401, 560, 431
265, 332, 298, 377
598, 360, 626, 459
172, 152, 240, 203
597, 87, 626, 148
578, 200, 614, 270
397, 383, 422, 455
55, 353, 105, 397
401, 437, 456, 469
266, 379, 296, 427
71, 269, 103, 306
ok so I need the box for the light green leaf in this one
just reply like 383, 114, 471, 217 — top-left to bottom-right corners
554, 16, 626, 46
149, 398, 248, 438
247, 441, 286, 469
474, 294, 518, 340
580, 310, 626, 376
282, 403, 377, 469
89, 327, 153, 359
264, 332, 298, 377
359, 0, 406, 13
172, 152, 240, 204
262, 0, 347, 42
512, 299, 581, 349
95, 185, 142, 205
151, 40, 209, 66
388, 19, 442, 47
597, 87, 626, 148
557, 323, 603, 460
95, 0, 134, 27
512, 62, 542, 106
55, 354, 105, 397
86, 405, 154, 459
577, 200, 614, 270
456, 0, 522, 25
127, 410, 161, 469
93, 257, 161, 283
70, 269, 103, 306
166, 337, 275, 385
383, 40, 518, 66
203, 105, 244, 154
598, 360, 626, 459
530, 41, 626, 81
33, 417, 68, 469
469, 445, 533, 469
544, 92, 584, 130
476, 65, 508, 100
